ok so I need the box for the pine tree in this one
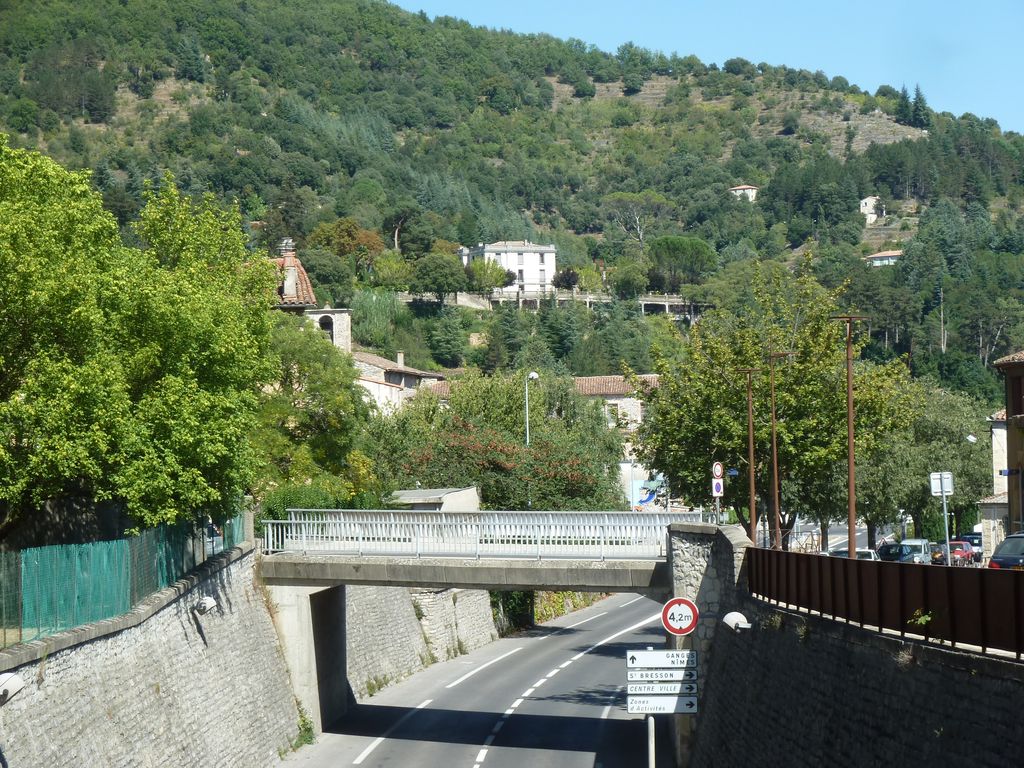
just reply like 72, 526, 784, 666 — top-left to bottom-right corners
895, 85, 913, 125
911, 85, 930, 129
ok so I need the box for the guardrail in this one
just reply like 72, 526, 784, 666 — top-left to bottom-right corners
263, 509, 703, 560
748, 548, 1024, 659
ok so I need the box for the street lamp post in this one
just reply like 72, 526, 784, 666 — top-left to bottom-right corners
525, 371, 539, 508
736, 368, 760, 544
832, 315, 868, 559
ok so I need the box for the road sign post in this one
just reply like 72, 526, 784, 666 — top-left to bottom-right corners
627, 601, 701, 726
930, 471, 953, 565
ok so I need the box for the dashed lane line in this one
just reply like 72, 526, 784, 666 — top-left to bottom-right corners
470, 611, 661, 765
352, 699, 432, 765
445, 646, 523, 689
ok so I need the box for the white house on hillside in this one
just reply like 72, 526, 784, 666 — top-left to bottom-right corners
728, 184, 759, 202
459, 241, 556, 297
864, 249, 902, 267
860, 195, 885, 225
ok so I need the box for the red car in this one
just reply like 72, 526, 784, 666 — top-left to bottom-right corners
948, 541, 974, 566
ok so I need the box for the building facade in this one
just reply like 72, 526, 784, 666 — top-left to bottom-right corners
994, 353, 1024, 534
460, 241, 557, 297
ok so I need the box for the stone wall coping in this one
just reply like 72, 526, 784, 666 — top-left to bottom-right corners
0, 541, 254, 672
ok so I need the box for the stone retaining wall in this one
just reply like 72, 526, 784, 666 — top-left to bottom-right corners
0, 546, 298, 768
667, 523, 1023, 767
346, 587, 497, 699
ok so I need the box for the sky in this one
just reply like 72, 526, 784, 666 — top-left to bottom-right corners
392, 0, 1023, 134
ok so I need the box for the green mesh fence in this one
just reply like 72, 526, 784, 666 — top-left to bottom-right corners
21, 541, 131, 642
2, 512, 246, 650
0, 551, 20, 648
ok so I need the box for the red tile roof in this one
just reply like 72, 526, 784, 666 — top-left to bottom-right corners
352, 351, 445, 380
272, 254, 318, 309
574, 374, 659, 396
994, 350, 1024, 367
424, 374, 659, 401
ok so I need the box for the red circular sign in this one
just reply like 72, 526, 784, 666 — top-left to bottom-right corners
662, 597, 699, 636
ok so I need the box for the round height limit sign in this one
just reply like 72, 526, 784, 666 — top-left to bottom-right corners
711, 461, 724, 498
662, 597, 699, 636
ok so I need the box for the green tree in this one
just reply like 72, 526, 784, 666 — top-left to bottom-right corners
610, 259, 649, 299
467, 258, 514, 295
365, 370, 625, 510
0, 141, 277, 540
911, 85, 930, 129
412, 251, 468, 304
251, 313, 375, 500
428, 307, 467, 367
634, 263, 915, 542
602, 190, 673, 251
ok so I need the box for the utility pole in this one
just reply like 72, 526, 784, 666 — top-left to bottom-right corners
768, 352, 792, 550
736, 368, 760, 544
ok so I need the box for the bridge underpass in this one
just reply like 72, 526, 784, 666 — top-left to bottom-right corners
258, 510, 693, 731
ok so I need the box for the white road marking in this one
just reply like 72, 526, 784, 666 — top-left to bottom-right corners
559, 660, 573, 668
492, 720, 505, 734
565, 611, 607, 629
584, 612, 661, 655
533, 678, 546, 687
484, 735, 495, 747
601, 704, 613, 719
620, 595, 645, 607
546, 668, 560, 678
504, 708, 515, 715
352, 699, 432, 765
445, 647, 523, 689
476, 748, 488, 762
523, 687, 535, 697
511, 698, 524, 708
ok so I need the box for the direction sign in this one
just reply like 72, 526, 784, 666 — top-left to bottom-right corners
627, 668, 698, 682
627, 682, 698, 695
662, 597, 699, 636
626, 649, 698, 668
627, 696, 698, 715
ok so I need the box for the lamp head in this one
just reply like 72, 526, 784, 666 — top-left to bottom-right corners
528, 371, 539, 381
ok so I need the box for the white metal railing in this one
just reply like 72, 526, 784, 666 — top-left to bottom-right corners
262, 509, 704, 561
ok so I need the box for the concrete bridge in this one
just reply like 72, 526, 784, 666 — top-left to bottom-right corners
259, 509, 698, 592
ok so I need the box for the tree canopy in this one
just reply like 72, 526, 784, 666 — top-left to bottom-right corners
0, 139, 277, 541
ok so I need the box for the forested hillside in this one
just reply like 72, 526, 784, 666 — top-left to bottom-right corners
2, 0, 1023, 400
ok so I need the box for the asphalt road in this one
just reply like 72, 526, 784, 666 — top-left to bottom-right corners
283, 593, 675, 768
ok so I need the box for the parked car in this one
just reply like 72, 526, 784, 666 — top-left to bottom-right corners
900, 538, 932, 564
950, 541, 974, 565
988, 533, 1024, 570
877, 543, 919, 563
933, 541, 973, 566
830, 548, 880, 560
961, 532, 983, 562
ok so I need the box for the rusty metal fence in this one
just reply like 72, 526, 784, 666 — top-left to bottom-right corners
748, 548, 1024, 659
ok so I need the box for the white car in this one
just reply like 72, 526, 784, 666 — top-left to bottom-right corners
829, 548, 880, 561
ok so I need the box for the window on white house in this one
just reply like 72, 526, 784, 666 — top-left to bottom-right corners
540, 269, 546, 285
518, 253, 524, 265
540, 253, 545, 264
517, 269, 524, 285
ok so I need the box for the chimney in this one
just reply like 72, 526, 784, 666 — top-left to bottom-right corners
283, 264, 298, 299
396, 351, 405, 368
